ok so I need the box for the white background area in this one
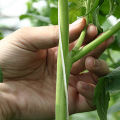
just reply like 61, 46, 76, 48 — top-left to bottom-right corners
0, 0, 31, 28
0, 0, 119, 30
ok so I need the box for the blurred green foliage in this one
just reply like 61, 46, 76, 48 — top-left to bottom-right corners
0, 32, 3, 40
20, 0, 58, 26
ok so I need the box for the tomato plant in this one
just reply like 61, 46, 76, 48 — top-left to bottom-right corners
20, 0, 120, 120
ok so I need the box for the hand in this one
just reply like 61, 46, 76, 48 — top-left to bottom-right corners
0, 18, 113, 120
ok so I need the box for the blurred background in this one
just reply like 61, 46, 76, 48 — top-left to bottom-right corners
0, 0, 29, 35
0, 0, 120, 120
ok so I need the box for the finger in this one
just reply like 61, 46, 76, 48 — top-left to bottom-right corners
68, 86, 93, 113
87, 36, 114, 57
69, 72, 97, 87
85, 56, 109, 77
83, 24, 98, 45
74, 81, 96, 112
70, 36, 114, 75
14, 18, 86, 50
69, 24, 98, 51
76, 81, 95, 100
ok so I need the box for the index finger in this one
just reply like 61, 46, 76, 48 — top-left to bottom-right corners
13, 18, 86, 50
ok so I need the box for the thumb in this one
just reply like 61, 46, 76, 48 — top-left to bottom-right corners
13, 18, 86, 50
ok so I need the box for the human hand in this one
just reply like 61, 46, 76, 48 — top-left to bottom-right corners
0, 18, 113, 120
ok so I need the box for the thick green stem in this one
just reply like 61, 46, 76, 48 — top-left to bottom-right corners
72, 21, 120, 63
56, 0, 71, 120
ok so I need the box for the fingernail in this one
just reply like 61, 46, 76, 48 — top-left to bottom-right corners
87, 24, 98, 37
85, 56, 95, 68
71, 18, 83, 26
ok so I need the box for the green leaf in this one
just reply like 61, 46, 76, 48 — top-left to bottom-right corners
85, 0, 99, 16
94, 78, 110, 120
68, 0, 78, 3
94, 66, 120, 120
108, 0, 114, 16
50, 7, 58, 25
102, 19, 113, 31
19, 14, 31, 20
69, 0, 86, 5
106, 67, 120, 92
98, 0, 104, 6
91, 0, 105, 33
70, 112, 99, 120
113, 0, 120, 18
108, 101, 120, 114
93, 7, 103, 33
69, 4, 86, 23
19, 14, 51, 24
109, 30, 120, 51
0, 32, 3, 40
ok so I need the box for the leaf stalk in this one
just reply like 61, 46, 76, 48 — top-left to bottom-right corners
72, 21, 120, 63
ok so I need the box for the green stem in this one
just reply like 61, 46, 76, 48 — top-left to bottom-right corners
56, 0, 71, 120
71, 0, 91, 54
72, 28, 86, 52
72, 21, 120, 63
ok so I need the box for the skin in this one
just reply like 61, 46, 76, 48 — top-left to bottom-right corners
0, 18, 113, 120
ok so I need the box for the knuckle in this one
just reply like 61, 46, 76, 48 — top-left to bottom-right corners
17, 27, 31, 35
